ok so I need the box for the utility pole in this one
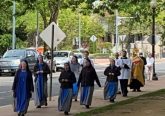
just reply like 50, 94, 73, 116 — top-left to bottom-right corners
78, 10, 81, 50
12, 0, 16, 49
36, 9, 39, 50
115, 10, 119, 52
115, 10, 134, 52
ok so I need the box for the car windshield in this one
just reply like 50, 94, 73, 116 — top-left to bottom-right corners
3, 50, 25, 58
53, 52, 69, 57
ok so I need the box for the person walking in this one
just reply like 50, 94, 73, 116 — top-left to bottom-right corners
70, 55, 81, 101
129, 54, 145, 92
118, 50, 131, 97
33, 55, 50, 108
114, 52, 121, 94
146, 53, 154, 81
80, 50, 94, 67
12, 59, 34, 116
58, 62, 76, 115
77, 58, 101, 109
104, 58, 121, 102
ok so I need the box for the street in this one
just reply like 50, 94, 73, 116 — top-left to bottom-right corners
0, 63, 165, 107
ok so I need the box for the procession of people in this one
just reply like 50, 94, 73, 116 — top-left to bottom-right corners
11, 49, 153, 116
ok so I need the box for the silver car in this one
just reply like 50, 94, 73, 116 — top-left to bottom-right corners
53, 51, 74, 71
0, 49, 38, 76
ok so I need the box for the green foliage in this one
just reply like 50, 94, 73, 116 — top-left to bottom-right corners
58, 8, 104, 50
0, 0, 165, 52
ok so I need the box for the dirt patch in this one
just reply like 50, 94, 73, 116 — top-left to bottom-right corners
95, 96, 165, 116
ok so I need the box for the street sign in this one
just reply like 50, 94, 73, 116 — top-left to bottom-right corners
147, 35, 160, 45
40, 22, 66, 48
119, 35, 126, 41
90, 35, 97, 42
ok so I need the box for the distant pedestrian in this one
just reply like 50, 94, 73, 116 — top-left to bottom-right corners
33, 55, 50, 108
58, 62, 76, 115
146, 53, 154, 80
104, 58, 121, 102
77, 58, 101, 109
118, 50, 131, 97
12, 59, 34, 116
129, 54, 145, 92
70, 55, 81, 101
80, 50, 94, 67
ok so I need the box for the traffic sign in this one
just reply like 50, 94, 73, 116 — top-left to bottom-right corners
119, 35, 126, 41
147, 35, 160, 45
90, 35, 97, 42
40, 22, 66, 48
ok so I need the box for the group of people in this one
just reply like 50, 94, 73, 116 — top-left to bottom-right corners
12, 55, 50, 116
11, 50, 154, 116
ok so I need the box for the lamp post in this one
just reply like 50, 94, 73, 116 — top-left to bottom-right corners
74, 0, 81, 50
150, 0, 158, 80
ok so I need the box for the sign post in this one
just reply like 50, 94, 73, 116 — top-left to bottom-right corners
119, 35, 126, 50
40, 22, 66, 101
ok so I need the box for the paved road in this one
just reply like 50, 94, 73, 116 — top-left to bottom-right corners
0, 64, 106, 107
0, 63, 165, 107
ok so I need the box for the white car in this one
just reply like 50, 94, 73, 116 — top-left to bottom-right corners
53, 51, 74, 71
73, 53, 83, 64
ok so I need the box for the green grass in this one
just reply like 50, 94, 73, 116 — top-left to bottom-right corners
75, 89, 165, 116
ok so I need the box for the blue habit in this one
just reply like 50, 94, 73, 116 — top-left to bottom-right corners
81, 86, 90, 102
73, 82, 78, 96
37, 64, 44, 101
106, 82, 118, 99
16, 71, 27, 112
60, 89, 70, 107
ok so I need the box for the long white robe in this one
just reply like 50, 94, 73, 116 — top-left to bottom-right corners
118, 58, 132, 80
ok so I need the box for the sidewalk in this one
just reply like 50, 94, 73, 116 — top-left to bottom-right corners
1, 75, 165, 116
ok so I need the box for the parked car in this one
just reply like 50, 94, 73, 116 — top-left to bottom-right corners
43, 52, 56, 72
53, 51, 74, 71
73, 52, 83, 64
0, 49, 38, 76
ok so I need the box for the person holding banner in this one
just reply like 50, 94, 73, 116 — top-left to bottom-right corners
33, 55, 50, 108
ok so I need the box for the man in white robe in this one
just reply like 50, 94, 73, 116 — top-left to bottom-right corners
118, 50, 131, 97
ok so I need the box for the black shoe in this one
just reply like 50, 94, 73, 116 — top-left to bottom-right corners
137, 89, 141, 92
110, 99, 115, 103
85, 105, 89, 109
117, 91, 121, 94
75, 99, 77, 101
64, 111, 69, 115
36, 106, 41, 108
132, 89, 136, 92
45, 102, 48, 106
123, 95, 127, 97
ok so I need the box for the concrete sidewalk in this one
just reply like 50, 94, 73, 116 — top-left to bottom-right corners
1, 75, 165, 116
